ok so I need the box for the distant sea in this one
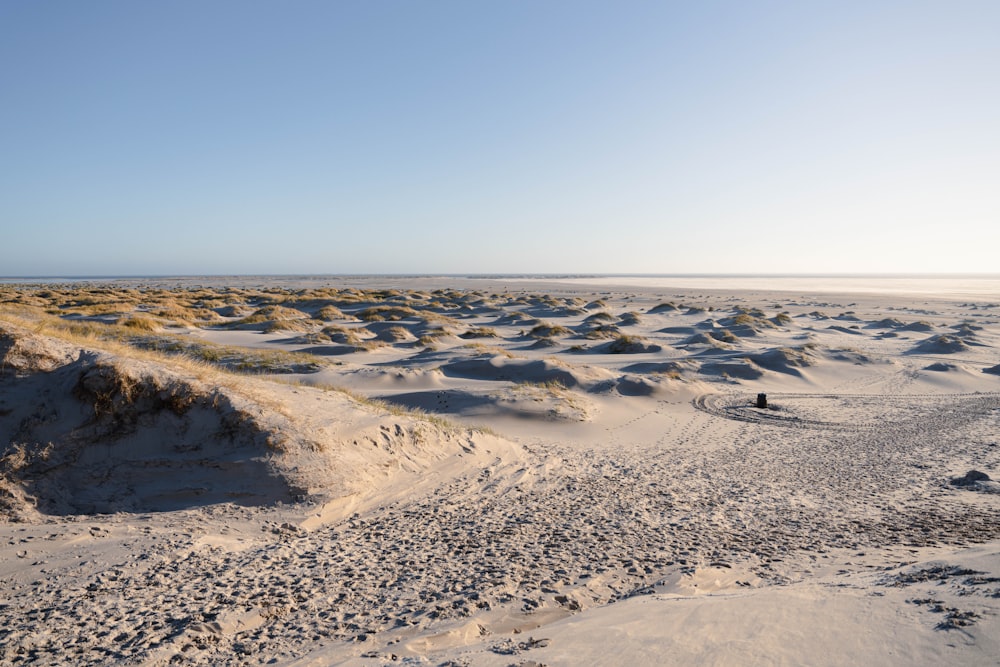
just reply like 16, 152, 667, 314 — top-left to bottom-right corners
2, 274, 999, 298
503, 274, 1000, 298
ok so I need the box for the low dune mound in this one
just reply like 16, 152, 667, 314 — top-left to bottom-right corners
770, 313, 793, 326
337, 366, 445, 390
869, 317, 905, 329
228, 304, 318, 331
824, 348, 889, 365
247, 304, 311, 321
458, 327, 499, 339
827, 325, 865, 335
315, 304, 351, 321
582, 311, 615, 324
372, 324, 417, 343
682, 332, 717, 345
378, 383, 592, 422
698, 359, 765, 380
416, 326, 459, 346
602, 335, 662, 354
680, 332, 734, 351
647, 302, 679, 313
0, 324, 501, 517
262, 318, 321, 333
951, 322, 984, 340
321, 325, 371, 345
441, 355, 614, 389
213, 304, 254, 318
658, 325, 697, 335
711, 328, 739, 343
900, 321, 934, 332
614, 373, 680, 396
621, 360, 696, 377
525, 337, 559, 349
528, 323, 574, 339
911, 334, 972, 355
492, 311, 537, 326
742, 346, 819, 376
580, 323, 622, 339
355, 305, 422, 322
617, 311, 642, 326
924, 362, 966, 372
716, 312, 775, 337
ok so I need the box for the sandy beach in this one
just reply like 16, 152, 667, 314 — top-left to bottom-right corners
2, 276, 999, 666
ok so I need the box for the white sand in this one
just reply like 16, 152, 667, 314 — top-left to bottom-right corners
2, 277, 999, 665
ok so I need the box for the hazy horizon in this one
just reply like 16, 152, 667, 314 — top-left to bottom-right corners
3, 2, 998, 276
5, 272, 1000, 299
4, 271, 1000, 280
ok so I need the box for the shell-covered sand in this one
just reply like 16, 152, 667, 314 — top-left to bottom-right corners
2, 277, 999, 665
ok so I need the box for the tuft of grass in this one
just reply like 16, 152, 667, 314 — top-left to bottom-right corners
417, 330, 450, 347
515, 378, 568, 392
583, 324, 621, 339
607, 334, 651, 354
263, 318, 319, 333
120, 315, 159, 331
459, 327, 499, 339
618, 311, 642, 325
462, 343, 515, 358
375, 325, 414, 342
316, 305, 349, 321
321, 325, 367, 345
528, 323, 573, 339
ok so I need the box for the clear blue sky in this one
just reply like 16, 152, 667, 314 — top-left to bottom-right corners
2, 1, 998, 276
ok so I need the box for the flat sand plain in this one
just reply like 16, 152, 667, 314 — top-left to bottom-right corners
2, 276, 999, 666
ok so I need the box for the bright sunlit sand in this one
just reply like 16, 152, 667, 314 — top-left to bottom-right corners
2, 277, 999, 665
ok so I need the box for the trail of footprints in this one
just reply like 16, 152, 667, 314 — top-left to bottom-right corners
4, 394, 1000, 665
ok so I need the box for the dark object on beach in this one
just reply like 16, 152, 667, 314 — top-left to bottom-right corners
756, 393, 768, 409
951, 470, 991, 487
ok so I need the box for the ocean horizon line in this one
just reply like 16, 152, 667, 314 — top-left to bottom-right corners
3, 271, 1000, 282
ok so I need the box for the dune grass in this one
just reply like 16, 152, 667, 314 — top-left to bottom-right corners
0, 307, 325, 375
120, 315, 160, 331
459, 327, 499, 339
528, 323, 573, 339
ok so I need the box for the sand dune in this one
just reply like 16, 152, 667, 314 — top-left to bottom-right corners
2, 278, 999, 666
